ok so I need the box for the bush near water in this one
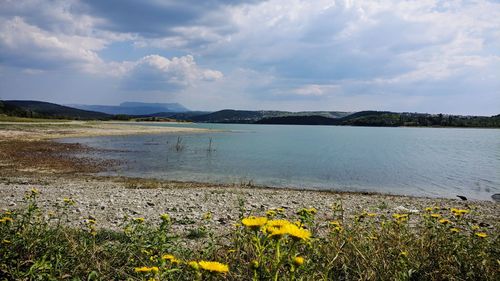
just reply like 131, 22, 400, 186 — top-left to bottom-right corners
1, 188, 498, 280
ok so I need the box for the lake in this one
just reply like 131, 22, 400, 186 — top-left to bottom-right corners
59, 123, 500, 200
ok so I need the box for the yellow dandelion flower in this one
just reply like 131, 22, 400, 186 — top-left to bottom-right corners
266, 210, 277, 217
450, 228, 460, 233
293, 256, 305, 266
241, 216, 268, 229
198, 261, 229, 273
30, 188, 39, 195
430, 213, 441, 218
134, 266, 159, 273
451, 208, 469, 216
475, 232, 488, 238
287, 225, 311, 240
63, 198, 76, 205
160, 214, 171, 222
329, 221, 342, 227
276, 208, 285, 213
439, 219, 451, 225
424, 207, 433, 212
188, 261, 199, 270
266, 219, 291, 228
202, 212, 212, 220
134, 217, 145, 223
269, 223, 311, 241
308, 207, 317, 214
0, 217, 13, 223
471, 225, 480, 230
162, 254, 179, 263
392, 214, 409, 220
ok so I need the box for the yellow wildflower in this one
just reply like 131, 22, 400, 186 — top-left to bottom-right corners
308, 207, 317, 214
30, 188, 39, 195
475, 232, 488, 238
266, 219, 291, 228
393, 214, 409, 223
451, 208, 470, 216
2, 240, 11, 244
251, 260, 259, 269
471, 225, 480, 230
266, 210, 277, 217
0, 217, 13, 223
400, 251, 408, 257
430, 213, 441, 218
188, 261, 199, 270
297, 207, 317, 216
160, 214, 171, 222
329, 221, 342, 227
276, 208, 285, 213
134, 217, 145, 223
439, 219, 451, 225
134, 266, 159, 273
198, 261, 229, 273
424, 207, 433, 212
202, 212, 212, 220
63, 198, 76, 205
293, 256, 305, 266
450, 228, 460, 233
392, 214, 409, 220
366, 213, 377, 217
269, 223, 311, 241
241, 216, 268, 229
162, 254, 180, 263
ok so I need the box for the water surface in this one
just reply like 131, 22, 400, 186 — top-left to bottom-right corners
59, 124, 500, 200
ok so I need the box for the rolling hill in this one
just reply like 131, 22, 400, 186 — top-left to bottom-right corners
1, 100, 111, 120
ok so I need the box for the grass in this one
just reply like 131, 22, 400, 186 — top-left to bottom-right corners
1, 189, 498, 280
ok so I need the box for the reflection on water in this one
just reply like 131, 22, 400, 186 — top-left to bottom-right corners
59, 124, 500, 200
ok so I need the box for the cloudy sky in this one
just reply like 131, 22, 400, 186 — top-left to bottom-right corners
0, 0, 499, 115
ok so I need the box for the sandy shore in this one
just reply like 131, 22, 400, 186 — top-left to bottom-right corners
0, 120, 209, 141
0, 121, 498, 238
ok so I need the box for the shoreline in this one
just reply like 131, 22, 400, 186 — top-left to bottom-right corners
0, 120, 211, 141
0, 121, 498, 235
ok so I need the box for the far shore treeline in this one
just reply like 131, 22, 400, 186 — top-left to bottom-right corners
1, 99, 499, 128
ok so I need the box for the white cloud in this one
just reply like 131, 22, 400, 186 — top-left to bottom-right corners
0, 17, 105, 72
118, 55, 223, 91
292, 84, 340, 97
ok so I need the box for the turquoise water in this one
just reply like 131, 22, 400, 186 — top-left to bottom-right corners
60, 124, 500, 200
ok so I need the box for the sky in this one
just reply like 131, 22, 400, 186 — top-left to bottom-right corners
0, 0, 499, 115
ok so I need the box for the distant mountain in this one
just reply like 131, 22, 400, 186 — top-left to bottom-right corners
1, 100, 111, 120
68, 102, 189, 115
191, 110, 351, 123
